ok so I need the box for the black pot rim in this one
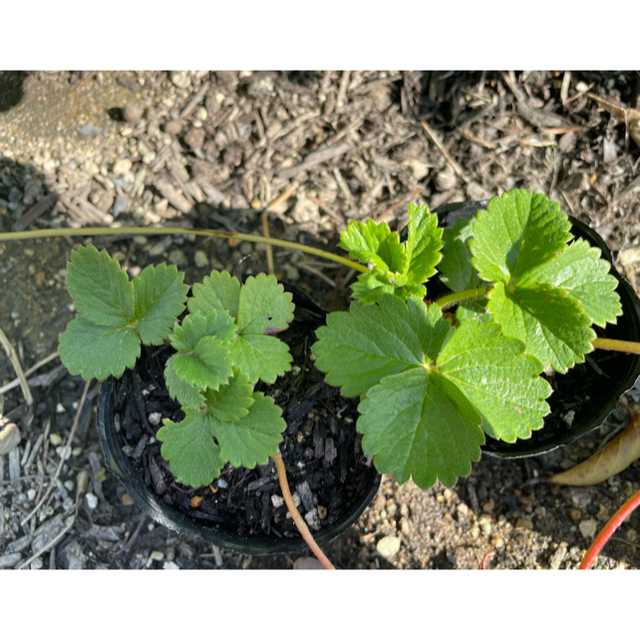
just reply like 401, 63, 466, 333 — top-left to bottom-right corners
433, 199, 640, 458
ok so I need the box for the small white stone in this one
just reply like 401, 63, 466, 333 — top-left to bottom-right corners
55, 404, 66, 414
150, 550, 164, 561
376, 535, 401, 558
56, 445, 72, 460
163, 561, 180, 570
171, 72, 191, 89
42, 159, 58, 172
27, 488, 36, 501
85, 492, 98, 510
217, 478, 228, 489
271, 494, 284, 508
112, 158, 132, 175
304, 508, 320, 529
579, 519, 598, 538
148, 412, 162, 426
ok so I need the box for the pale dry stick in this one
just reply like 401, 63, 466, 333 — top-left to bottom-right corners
374, 188, 424, 223
0, 351, 60, 396
336, 70, 351, 108
180, 79, 211, 119
262, 211, 275, 276
564, 82, 595, 105
421, 121, 469, 184
297, 263, 337, 288
16, 508, 76, 570
16, 469, 90, 570
560, 71, 572, 105
260, 182, 299, 276
20, 380, 91, 527
0, 327, 33, 406
306, 193, 343, 224
272, 451, 335, 570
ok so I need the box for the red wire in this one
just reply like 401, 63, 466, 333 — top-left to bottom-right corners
579, 487, 640, 570
482, 549, 495, 570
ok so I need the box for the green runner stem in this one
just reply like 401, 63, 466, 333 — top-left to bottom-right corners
434, 286, 492, 310
0, 225, 369, 273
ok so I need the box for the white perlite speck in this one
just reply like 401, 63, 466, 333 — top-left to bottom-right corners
85, 493, 98, 510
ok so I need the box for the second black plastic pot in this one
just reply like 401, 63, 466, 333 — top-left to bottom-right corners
96, 282, 381, 556
432, 199, 640, 458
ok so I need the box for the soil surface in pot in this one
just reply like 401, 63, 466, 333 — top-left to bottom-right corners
112, 311, 377, 540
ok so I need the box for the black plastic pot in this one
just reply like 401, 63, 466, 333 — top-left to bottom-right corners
96, 282, 381, 556
432, 200, 640, 458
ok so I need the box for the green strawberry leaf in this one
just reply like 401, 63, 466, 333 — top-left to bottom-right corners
312, 297, 453, 398
216, 392, 286, 468
132, 263, 189, 345
470, 190, 572, 283
170, 335, 233, 390
350, 272, 398, 305
339, 219, 408, 274
231, 334, 293, 384
188, 270, 241, 319
66, 244, 134, 326
437, 318, 552, 441
58, 316, 140, 381
157, 413, 223, 487
164, 354, 206, 410
455, 299, 491, 325
203, 372, 255, 423
170, 309, 237, 352
487, 282, 595, 373
518, 239, 621, 328
237, 273, 295, 335
338, 207, 442, 304
469, 189, 622, 372
404, 203, 443, 287
358, 367, 484, 488
314, 299, 551, 488
439, 217, 483, 292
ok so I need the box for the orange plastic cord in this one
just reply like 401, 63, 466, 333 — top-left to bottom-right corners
272, 451, 335, 570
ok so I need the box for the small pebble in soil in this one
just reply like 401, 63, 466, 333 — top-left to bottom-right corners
85, 492, 98, 510
579, 519, 597, 538
148, 412, 162, 426
376, 535, 401, 558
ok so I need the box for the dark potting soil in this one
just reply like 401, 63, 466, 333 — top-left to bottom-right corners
110, 298, 377, 540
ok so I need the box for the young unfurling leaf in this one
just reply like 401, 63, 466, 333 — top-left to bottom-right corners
338, 203, 442, 304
